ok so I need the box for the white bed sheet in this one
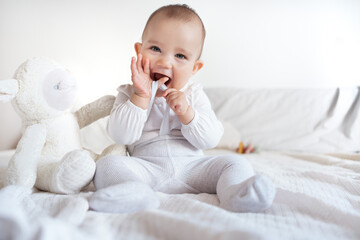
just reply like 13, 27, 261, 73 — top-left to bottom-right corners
0, 149, 359, 240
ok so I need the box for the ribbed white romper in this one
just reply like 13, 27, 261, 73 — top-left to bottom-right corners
91, 81, 275, 213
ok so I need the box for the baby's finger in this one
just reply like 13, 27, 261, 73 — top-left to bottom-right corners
130, 57, 137, 73
162, 88, 177, 98
137, 54, 143, 73
166, 94, 182, 110
143, 58, 150, 75
168, 99, 183, 114
174, 104, 183, 114
131, 57, 138, 76
158, 77, 169, 89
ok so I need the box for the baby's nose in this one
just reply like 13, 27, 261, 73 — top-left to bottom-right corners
156, 55, 172, 69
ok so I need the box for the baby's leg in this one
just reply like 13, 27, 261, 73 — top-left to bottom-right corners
90, 155, 159, 213
185, 155, 275, 213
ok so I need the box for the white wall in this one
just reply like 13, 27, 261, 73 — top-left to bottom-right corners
0, 0, 359, 103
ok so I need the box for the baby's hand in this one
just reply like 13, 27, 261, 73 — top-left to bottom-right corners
163, 89, 195, 124
131, 54, 152, 99
163, 88, 188, 115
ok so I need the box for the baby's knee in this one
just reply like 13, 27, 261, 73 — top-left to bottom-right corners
96, 155, 128, 169
94, 155, 131, 189
219, 155, 253, 172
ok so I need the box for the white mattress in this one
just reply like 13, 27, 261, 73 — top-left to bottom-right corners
0, 149, 359, 240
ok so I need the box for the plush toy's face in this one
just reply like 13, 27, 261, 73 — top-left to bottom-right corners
42, 68, 77, 111
0, 57, 78, 120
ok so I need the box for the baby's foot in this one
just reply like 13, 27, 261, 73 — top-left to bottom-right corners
219, 175, 275, 212
50, 150, 96, 194
90, 181, 160, 213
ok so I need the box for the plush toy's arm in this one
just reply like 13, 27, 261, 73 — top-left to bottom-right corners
4, 123, 46, 188
75, 95, 115, 129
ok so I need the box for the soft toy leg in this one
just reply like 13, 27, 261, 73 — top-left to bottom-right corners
36, 150, 95, 194
4, 124, 46, 188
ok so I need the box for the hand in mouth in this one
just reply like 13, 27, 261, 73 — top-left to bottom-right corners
152, 72, 171, 87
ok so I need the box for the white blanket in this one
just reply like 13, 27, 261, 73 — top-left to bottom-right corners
0, 149, 359, 240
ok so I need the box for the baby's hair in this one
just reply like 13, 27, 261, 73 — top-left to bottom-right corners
142, 4, 206, 58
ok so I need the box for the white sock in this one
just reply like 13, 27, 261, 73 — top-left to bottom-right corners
219, 175, 275, 213
89, 181, 160, 213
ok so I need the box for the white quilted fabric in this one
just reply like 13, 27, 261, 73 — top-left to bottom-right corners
0, 149, 359, 240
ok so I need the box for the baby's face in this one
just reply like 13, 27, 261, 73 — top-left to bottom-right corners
136, 15, 204, 90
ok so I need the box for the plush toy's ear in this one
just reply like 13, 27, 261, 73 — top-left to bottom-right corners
0, 79, 18, 102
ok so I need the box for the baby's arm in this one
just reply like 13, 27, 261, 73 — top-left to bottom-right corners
180, 87, 224, 150
107, 87, 148, 145
108, 55, 168, 145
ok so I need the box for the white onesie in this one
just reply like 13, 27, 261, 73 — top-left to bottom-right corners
107, 80, 224, 153
90, 80, 275, 213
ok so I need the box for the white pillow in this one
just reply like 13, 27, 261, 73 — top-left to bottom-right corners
205, 87, 360, 153
215, 121, 241, 151
80, 116, 115, 154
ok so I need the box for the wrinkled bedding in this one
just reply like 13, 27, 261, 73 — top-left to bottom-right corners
1, 149, 359, 240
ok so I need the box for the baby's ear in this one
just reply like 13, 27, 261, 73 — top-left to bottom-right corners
0, 79, 18, 102
192, 60, 204, 75
134, 42, 142, 55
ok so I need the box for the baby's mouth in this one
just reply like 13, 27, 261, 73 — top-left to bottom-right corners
152, 73, 171, 86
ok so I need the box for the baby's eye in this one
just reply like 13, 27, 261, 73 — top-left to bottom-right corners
175, 53, 186, 59
151, 46, 161, 52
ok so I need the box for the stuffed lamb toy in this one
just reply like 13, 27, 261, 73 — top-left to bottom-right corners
0, 57, 126, 194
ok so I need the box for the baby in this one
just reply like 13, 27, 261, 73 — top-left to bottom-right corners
90, 4, 275, 213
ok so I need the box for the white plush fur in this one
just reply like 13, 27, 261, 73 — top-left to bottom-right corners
0, 57, 126, 194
